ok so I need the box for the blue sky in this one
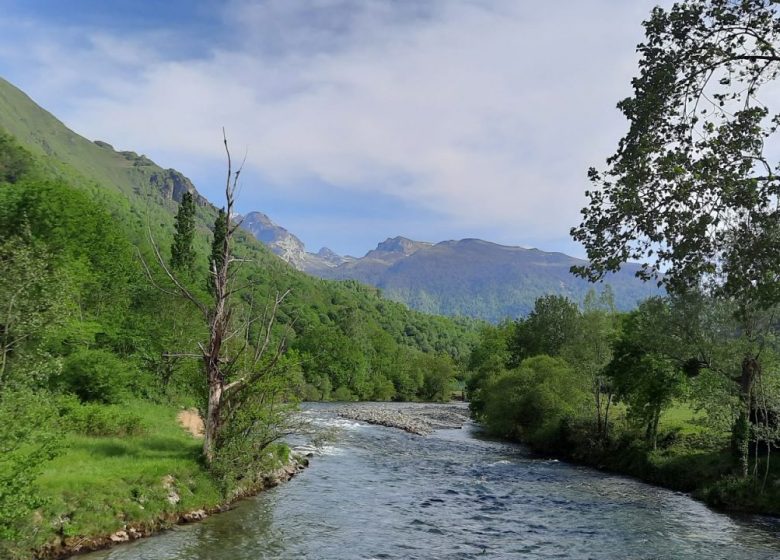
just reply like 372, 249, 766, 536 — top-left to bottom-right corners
0, 0, 666, 257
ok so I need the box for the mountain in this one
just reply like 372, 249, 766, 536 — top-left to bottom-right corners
0, 75, 480, 399
246, 223, 661, 321
0, 75, 655, 324
240, 211, 352, 272
0, 78, 207, 210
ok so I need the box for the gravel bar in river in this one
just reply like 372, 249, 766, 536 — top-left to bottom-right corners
334, 402, 471, 435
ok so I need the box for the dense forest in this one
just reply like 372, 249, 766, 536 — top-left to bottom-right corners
0, 128, 478, 557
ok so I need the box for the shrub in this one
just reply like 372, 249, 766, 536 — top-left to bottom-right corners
60, 400, 145, 436
58, 348, 134, 403
482, 355, 589, 444
332, 386, 357, 402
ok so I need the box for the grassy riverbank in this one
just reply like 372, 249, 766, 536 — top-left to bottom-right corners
22, 401, 299, 560
514, 403, 780, 517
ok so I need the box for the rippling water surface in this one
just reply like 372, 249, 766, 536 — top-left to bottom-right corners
84, 403, 780, 559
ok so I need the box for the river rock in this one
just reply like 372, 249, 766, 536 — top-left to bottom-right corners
110, 530, 129, 543
335, 403, 471, 435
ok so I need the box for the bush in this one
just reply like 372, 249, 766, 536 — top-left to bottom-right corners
58, 348, 134, 403
481, 355, 589, 444
57, 397, 145, 436
0, 389, 61, 553
332, 386, 357, 402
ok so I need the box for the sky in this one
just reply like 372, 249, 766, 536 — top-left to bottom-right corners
0, 0, 669, 258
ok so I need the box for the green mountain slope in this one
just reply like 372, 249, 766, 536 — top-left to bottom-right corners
0, 77, 206, 208
0, 76, 479, 403
319, 237, 661, 321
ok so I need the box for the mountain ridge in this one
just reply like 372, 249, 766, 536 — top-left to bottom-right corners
242, 210, 661, 321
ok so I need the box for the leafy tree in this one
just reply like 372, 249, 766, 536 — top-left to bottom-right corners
0, 390, 60, 553
414, 353, 457, 402
606, 300, 688, 448
207, 207, 227, 295
510, 295, 580, 363
571, 0, 780, 477
0, 236, 61, 386
480, 355, 588, 444
170, 191, 196, 274
563, 288, 619, 436
466, 322, 514, 416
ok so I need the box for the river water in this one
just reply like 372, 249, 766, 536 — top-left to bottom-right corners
84, 403, 780, 559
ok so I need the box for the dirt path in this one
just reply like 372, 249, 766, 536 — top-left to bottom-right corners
177, 408, 204, 438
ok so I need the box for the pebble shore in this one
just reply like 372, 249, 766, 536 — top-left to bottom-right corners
335, 403, 471, 435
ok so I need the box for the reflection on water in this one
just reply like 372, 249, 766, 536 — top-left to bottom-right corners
83, 403, 780, 560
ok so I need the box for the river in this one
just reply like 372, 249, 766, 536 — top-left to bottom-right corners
83, 403, 780, 559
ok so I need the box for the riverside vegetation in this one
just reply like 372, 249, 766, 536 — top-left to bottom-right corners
0, 114, 478, 557
470, 0, 780, 517
4, 0, 780, 557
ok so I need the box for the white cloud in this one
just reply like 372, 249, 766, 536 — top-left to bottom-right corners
0, 1, 666, 253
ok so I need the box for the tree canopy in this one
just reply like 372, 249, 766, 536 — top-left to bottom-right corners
572, 0, 780, 306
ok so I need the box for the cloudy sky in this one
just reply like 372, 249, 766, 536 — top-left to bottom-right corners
0, 0, 667, 257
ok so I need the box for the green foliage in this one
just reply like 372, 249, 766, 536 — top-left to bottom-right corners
58, 348, 135, 404
208, 207, 227, 293
604, 299, 689, 446
211, 369, 298, 494
572, 0, 780, 306
0, 129, 31, 183
170, 191, 196, 274
0, 389, 61, 551
57, 395, 146, 436
332, 386, 358, 402
0, 235, 65, 388
480, 355, 588, 444
413, 353, 457, 402
511, 295, 580, 362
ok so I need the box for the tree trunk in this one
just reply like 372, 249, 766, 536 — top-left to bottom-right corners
203, 378, 223, 465
594, 381, 603, 435
735, 356, 759, 478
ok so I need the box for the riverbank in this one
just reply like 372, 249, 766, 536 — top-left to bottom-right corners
25, 402, 307, 560
335, 402, 780, 517
500, 415, 780, 518
335, 402, 471, 435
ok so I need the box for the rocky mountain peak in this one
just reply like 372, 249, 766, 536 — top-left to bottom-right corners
241, 212, 352, 271
366, 236, 432, 261
317, 247, 352, 266
242, 212, 306, 257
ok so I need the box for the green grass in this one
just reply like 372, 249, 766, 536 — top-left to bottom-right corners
33, 401, 222, 544
659, 402, 709, 435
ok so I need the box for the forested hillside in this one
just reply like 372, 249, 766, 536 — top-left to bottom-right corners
0, 79, 478, 557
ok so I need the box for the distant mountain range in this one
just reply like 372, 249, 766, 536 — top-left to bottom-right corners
0, 75, 659, 323
241, 212, 661, 322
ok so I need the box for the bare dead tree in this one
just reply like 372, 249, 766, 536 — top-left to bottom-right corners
142, 130, 290, 466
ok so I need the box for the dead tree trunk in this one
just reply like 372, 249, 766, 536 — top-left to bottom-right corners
143, 131, 289, 467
